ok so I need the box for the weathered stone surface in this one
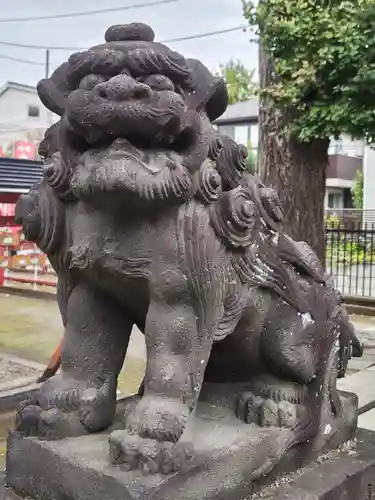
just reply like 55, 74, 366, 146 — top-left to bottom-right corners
252, 428, 375, 499
6, 392, 358, 500
338, 369, 375, 414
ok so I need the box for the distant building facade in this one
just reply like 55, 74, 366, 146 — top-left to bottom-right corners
214, 99, 364, 212
0, 81, 57, 160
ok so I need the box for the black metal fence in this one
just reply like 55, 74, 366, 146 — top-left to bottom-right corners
325, 219, 375, 297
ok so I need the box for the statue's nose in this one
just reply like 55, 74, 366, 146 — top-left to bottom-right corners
94, 74, 152, 102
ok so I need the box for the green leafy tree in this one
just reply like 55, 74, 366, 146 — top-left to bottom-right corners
218, 59, 257, 105
352, 169, 364, 210
242, 0, 375, 261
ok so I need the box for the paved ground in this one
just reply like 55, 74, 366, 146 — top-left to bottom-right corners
0, 356, 38, 385
327, 264, 375, 297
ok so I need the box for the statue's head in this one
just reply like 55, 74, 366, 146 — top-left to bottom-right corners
37, 23, 228, 171
33, 22, 235, 209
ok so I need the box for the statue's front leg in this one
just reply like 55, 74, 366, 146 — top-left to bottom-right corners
17, 282, 132, 439
125, 298, 207, 443
109, 278, 217, 472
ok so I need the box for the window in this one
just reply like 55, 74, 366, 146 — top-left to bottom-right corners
249, 124, 259, 148
217, 125, 235, 139
328, 192, 343, 209
28, 105, 40, 118
234, 125, 249, 145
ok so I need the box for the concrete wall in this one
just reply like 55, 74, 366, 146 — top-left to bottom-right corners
363, 145, 375, 222
327, 154, 362, 181
328, 134, 365, 157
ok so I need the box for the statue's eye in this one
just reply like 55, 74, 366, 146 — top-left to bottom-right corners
142, 75, 175, 92
79, 74, 108, 90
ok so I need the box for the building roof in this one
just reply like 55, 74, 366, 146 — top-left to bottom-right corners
0, 157, 43, 193
214, 99, 259, 125
0, 81, 36, 99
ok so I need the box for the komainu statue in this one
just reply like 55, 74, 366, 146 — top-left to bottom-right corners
13, 22, 362, 485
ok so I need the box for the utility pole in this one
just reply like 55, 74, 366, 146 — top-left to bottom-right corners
45, 49, 50, 79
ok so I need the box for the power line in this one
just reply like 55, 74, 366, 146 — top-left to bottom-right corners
0, 0, 179, 24
0, 40, 79, 51
161, 25, 249, 43
0, 25, 256, 52
0, 54, 44, 66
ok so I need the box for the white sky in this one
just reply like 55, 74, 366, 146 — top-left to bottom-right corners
0, 0, 259, 87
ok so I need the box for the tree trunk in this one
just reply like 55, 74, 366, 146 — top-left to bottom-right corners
258, 46, 329, 263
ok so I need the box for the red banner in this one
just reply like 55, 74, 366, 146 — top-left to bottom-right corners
14, 140, 36, 160
0, 203, 15, 216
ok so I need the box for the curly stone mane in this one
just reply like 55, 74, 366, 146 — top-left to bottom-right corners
205, 128, 327, 315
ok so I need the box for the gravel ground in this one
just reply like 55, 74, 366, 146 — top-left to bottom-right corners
0, 356, 38, 384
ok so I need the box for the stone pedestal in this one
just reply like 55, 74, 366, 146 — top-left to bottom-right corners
253, 428, 375, 499
3, 428, 375, 500
4, 391, 365, 500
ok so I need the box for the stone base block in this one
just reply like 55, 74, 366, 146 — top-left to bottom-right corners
4, 391, 362, 500
254, 428, 375, 499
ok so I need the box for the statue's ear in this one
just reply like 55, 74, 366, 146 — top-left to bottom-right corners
37, 62, 70, 116
205, 77, 228, 122
38, 121, 62, 160
185, 59, 229, 122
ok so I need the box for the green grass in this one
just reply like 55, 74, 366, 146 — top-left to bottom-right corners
0, 294, 62, 363
0, 295, 146, 392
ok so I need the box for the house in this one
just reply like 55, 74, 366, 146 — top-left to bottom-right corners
0, 81, 57, 160
213, 100, 260, 153
214, 99, 364, 211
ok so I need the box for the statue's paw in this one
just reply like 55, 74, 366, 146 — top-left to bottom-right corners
15, 402, 43, 437
109, 430, 196, 474
39, 408, 88, 439
15, 404, 87, 439
78, 386, 117, 433
42, 374, 116, 431
125, 395, 190, 443
16, 375, 117, 438
352, 338, 364, 358
237, 392, 298, 428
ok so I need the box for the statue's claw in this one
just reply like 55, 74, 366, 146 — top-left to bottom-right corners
237, 391, 299, 428
16, 375, 117, 439
125, 395, 190, 443
109, 430, 196, 474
